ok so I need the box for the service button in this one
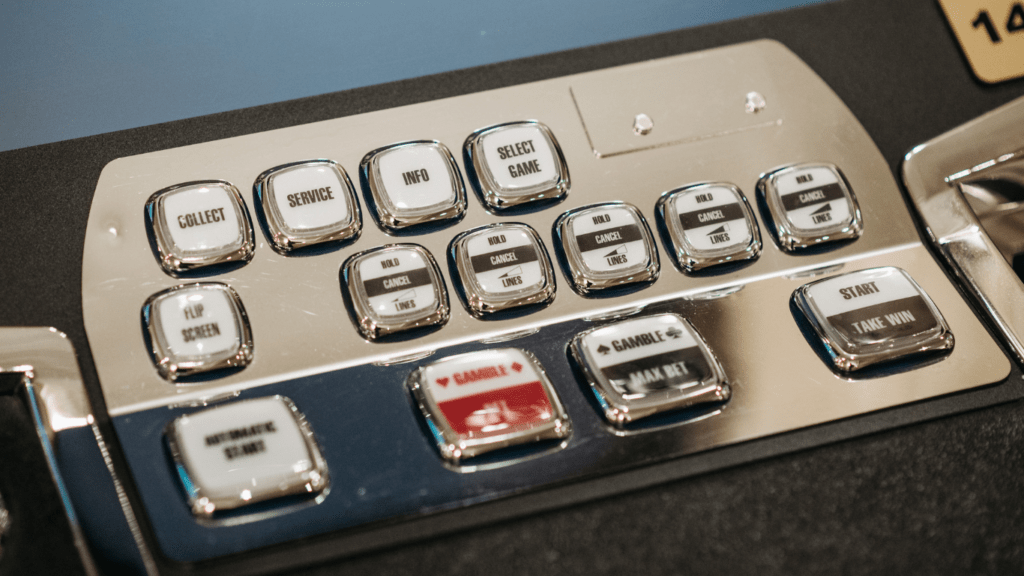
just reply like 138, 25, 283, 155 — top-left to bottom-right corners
143, 282, 253, 381
451, 223, 555, 316
407, 348, 571, 465
167, 396, 328, 518
657, 182, 761, 272
342, 244, 449, 340
757, 163, 862, 251
570, 314, 729, 428
146, 181, 254, 274
360, 141, 466, 230
555, 202, 659, 294
254, 160, 360, 253
793, 266, 954, 372
464, 121, 569, 210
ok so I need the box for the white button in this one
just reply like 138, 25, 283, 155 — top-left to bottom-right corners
144, 283, 253, 381
659, 183, 761, 272
148, 182, 254, 274
345, 245, 449, 340
362, 141, 465, 230
570, 313, 729, 427
557, 203, 659, 293
465, 121, 569, 210
758, 163, 862, 251
408, 348, 570, 464
452, 224, 555, 315
794, 267, 954, 372
167, 396, 328, 517
256, 160, 360, 252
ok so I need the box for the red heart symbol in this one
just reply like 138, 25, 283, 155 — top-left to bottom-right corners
511, 362, 523, 373
436, 377, 450, 387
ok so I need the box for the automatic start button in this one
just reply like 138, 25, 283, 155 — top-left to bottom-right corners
343, 244, 449, 340
570, 314, 729, 427
167, 396, 329, 518
464, 121, 569, 210
407, 348, 571, 465
451, 223, 555, 316
793, 267, 954, 372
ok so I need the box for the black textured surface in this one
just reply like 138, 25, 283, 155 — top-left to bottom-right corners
2, 0, 1024, 574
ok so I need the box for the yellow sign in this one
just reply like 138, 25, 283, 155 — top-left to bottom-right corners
938, 0, 1024, 83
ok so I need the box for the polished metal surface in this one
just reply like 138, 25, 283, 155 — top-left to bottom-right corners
82, 40, 1009, 417
555, 202, 660, 293
451, 223, 557, 316
165, 395, 329, 519
655, 182, 762, 273
360, 141, 466, 230
757, 162, 863, 252
145, 180, 255, 275
464, 121, 570, 210
0, 488, 8, 561
793, 267, 954, 372
142, 283, 255, 381
253, 160, 362, 253
342, 244, 450, 341
902, 95, 1024, 364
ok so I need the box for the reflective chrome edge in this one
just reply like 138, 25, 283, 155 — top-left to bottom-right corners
451, 223, 557, 316
792, 267, 954, 372
902, 95, 1024, 365
253, 159, 362, 253
555, 202, 660, 294
0, 489, 8, 560
757, 163, 863, 252
0, 327, 103, 576
145, 180, 255, 275
359, 140, 466, 230
464, 121, 570, 210
406, 348, 571, 466
165, 395, 330, 519
568, 314, 730, 428
342, 244, 450, 341
655, 182, 762, 273
142, 282, 255, 381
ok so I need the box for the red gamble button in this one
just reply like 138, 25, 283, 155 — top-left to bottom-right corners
407, 348, 571, 465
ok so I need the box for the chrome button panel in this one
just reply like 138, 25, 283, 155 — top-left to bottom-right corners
793, 267, 954, 372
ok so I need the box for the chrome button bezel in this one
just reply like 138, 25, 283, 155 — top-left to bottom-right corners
656, 182, 761, 273
464, 121, 569, 210
145, 180, 255, 275
451, 223, 556, 316
757, 162, 862, 251
253, 159, 361, 253
555, 202, 659, 294
570, 313, 730, 428
142, 282, 254, 381
360, 140, 466, 231
342, 244, 449, 341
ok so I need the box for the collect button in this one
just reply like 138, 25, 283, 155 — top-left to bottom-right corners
793, 267, 954, 372
167, 396, 328, 517
408, 348, 570, 465
570, 313, 729, 427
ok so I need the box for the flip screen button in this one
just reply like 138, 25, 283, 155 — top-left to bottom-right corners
758, 163, 862, 251
570, 314, 729, 427
555, 202, 659, 294
143, 283, 253, 381
254, 160, 360, 252
167, 396, 328, 518
657, 182, 761, 272
464, 121, 569, 210
451, 223, 555, 316
407, 348, 571, 465
793, 267, 954, 372
146, 181, 255, 274
343, 244, 449, 340
360, 141, 466, 230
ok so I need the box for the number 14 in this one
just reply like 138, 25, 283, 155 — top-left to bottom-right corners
973, 2, 1024, 43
